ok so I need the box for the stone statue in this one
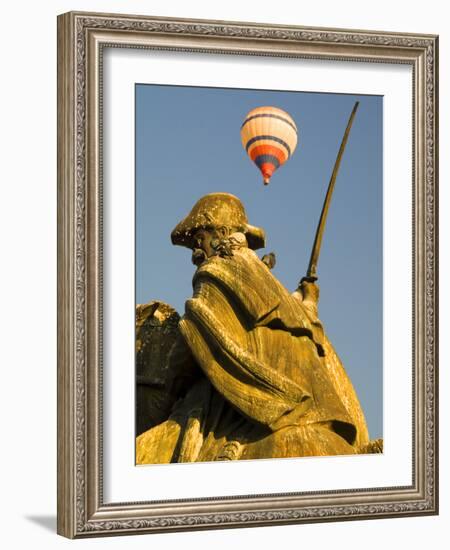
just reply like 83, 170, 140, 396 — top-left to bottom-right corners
136, 192, 380, 464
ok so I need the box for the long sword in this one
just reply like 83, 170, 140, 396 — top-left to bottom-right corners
305, 101, 360, 282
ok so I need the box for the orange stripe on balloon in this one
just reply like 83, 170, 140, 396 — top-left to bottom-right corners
246, 138, 290, 160
249, 144, 287, 164
260, 162, 276, 178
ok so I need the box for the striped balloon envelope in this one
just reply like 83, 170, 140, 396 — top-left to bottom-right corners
241, 106, 298, 185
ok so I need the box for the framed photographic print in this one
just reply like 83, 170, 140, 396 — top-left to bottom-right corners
57, 11, 438, 538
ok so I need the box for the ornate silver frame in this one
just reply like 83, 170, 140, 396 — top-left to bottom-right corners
57, 11, 439, 538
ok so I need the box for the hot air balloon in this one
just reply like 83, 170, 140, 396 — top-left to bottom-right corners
241, 106, 298, 185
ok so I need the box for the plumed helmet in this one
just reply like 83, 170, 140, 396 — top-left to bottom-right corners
171, 192, 265, 251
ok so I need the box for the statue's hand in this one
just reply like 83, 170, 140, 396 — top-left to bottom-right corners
294, 279, 320, 318
298, 278, 320, 307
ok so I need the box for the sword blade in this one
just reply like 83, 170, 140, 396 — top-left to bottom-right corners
306, 101, 360, 281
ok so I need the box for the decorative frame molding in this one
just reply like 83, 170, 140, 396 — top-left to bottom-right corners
57, 11, 438, 538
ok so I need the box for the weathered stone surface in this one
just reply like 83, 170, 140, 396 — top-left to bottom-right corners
135, 301, 180, 436
359, 438, 384, 454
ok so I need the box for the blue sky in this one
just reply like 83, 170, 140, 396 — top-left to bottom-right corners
135, 83, 383, 440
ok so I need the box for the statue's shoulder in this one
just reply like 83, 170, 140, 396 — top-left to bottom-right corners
192, 248, 285, 323
194, 248, 278, 292
194, 248, 255, 280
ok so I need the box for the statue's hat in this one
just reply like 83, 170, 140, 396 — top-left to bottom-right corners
171, 192, 265, 251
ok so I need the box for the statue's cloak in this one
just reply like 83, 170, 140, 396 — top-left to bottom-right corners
137, 248, 368, 464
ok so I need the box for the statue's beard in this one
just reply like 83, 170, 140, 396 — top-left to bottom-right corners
191, 248, 208, 266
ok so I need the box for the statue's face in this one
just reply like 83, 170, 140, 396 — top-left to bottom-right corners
194, 229, 215, 257
191, 227, 228, 266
